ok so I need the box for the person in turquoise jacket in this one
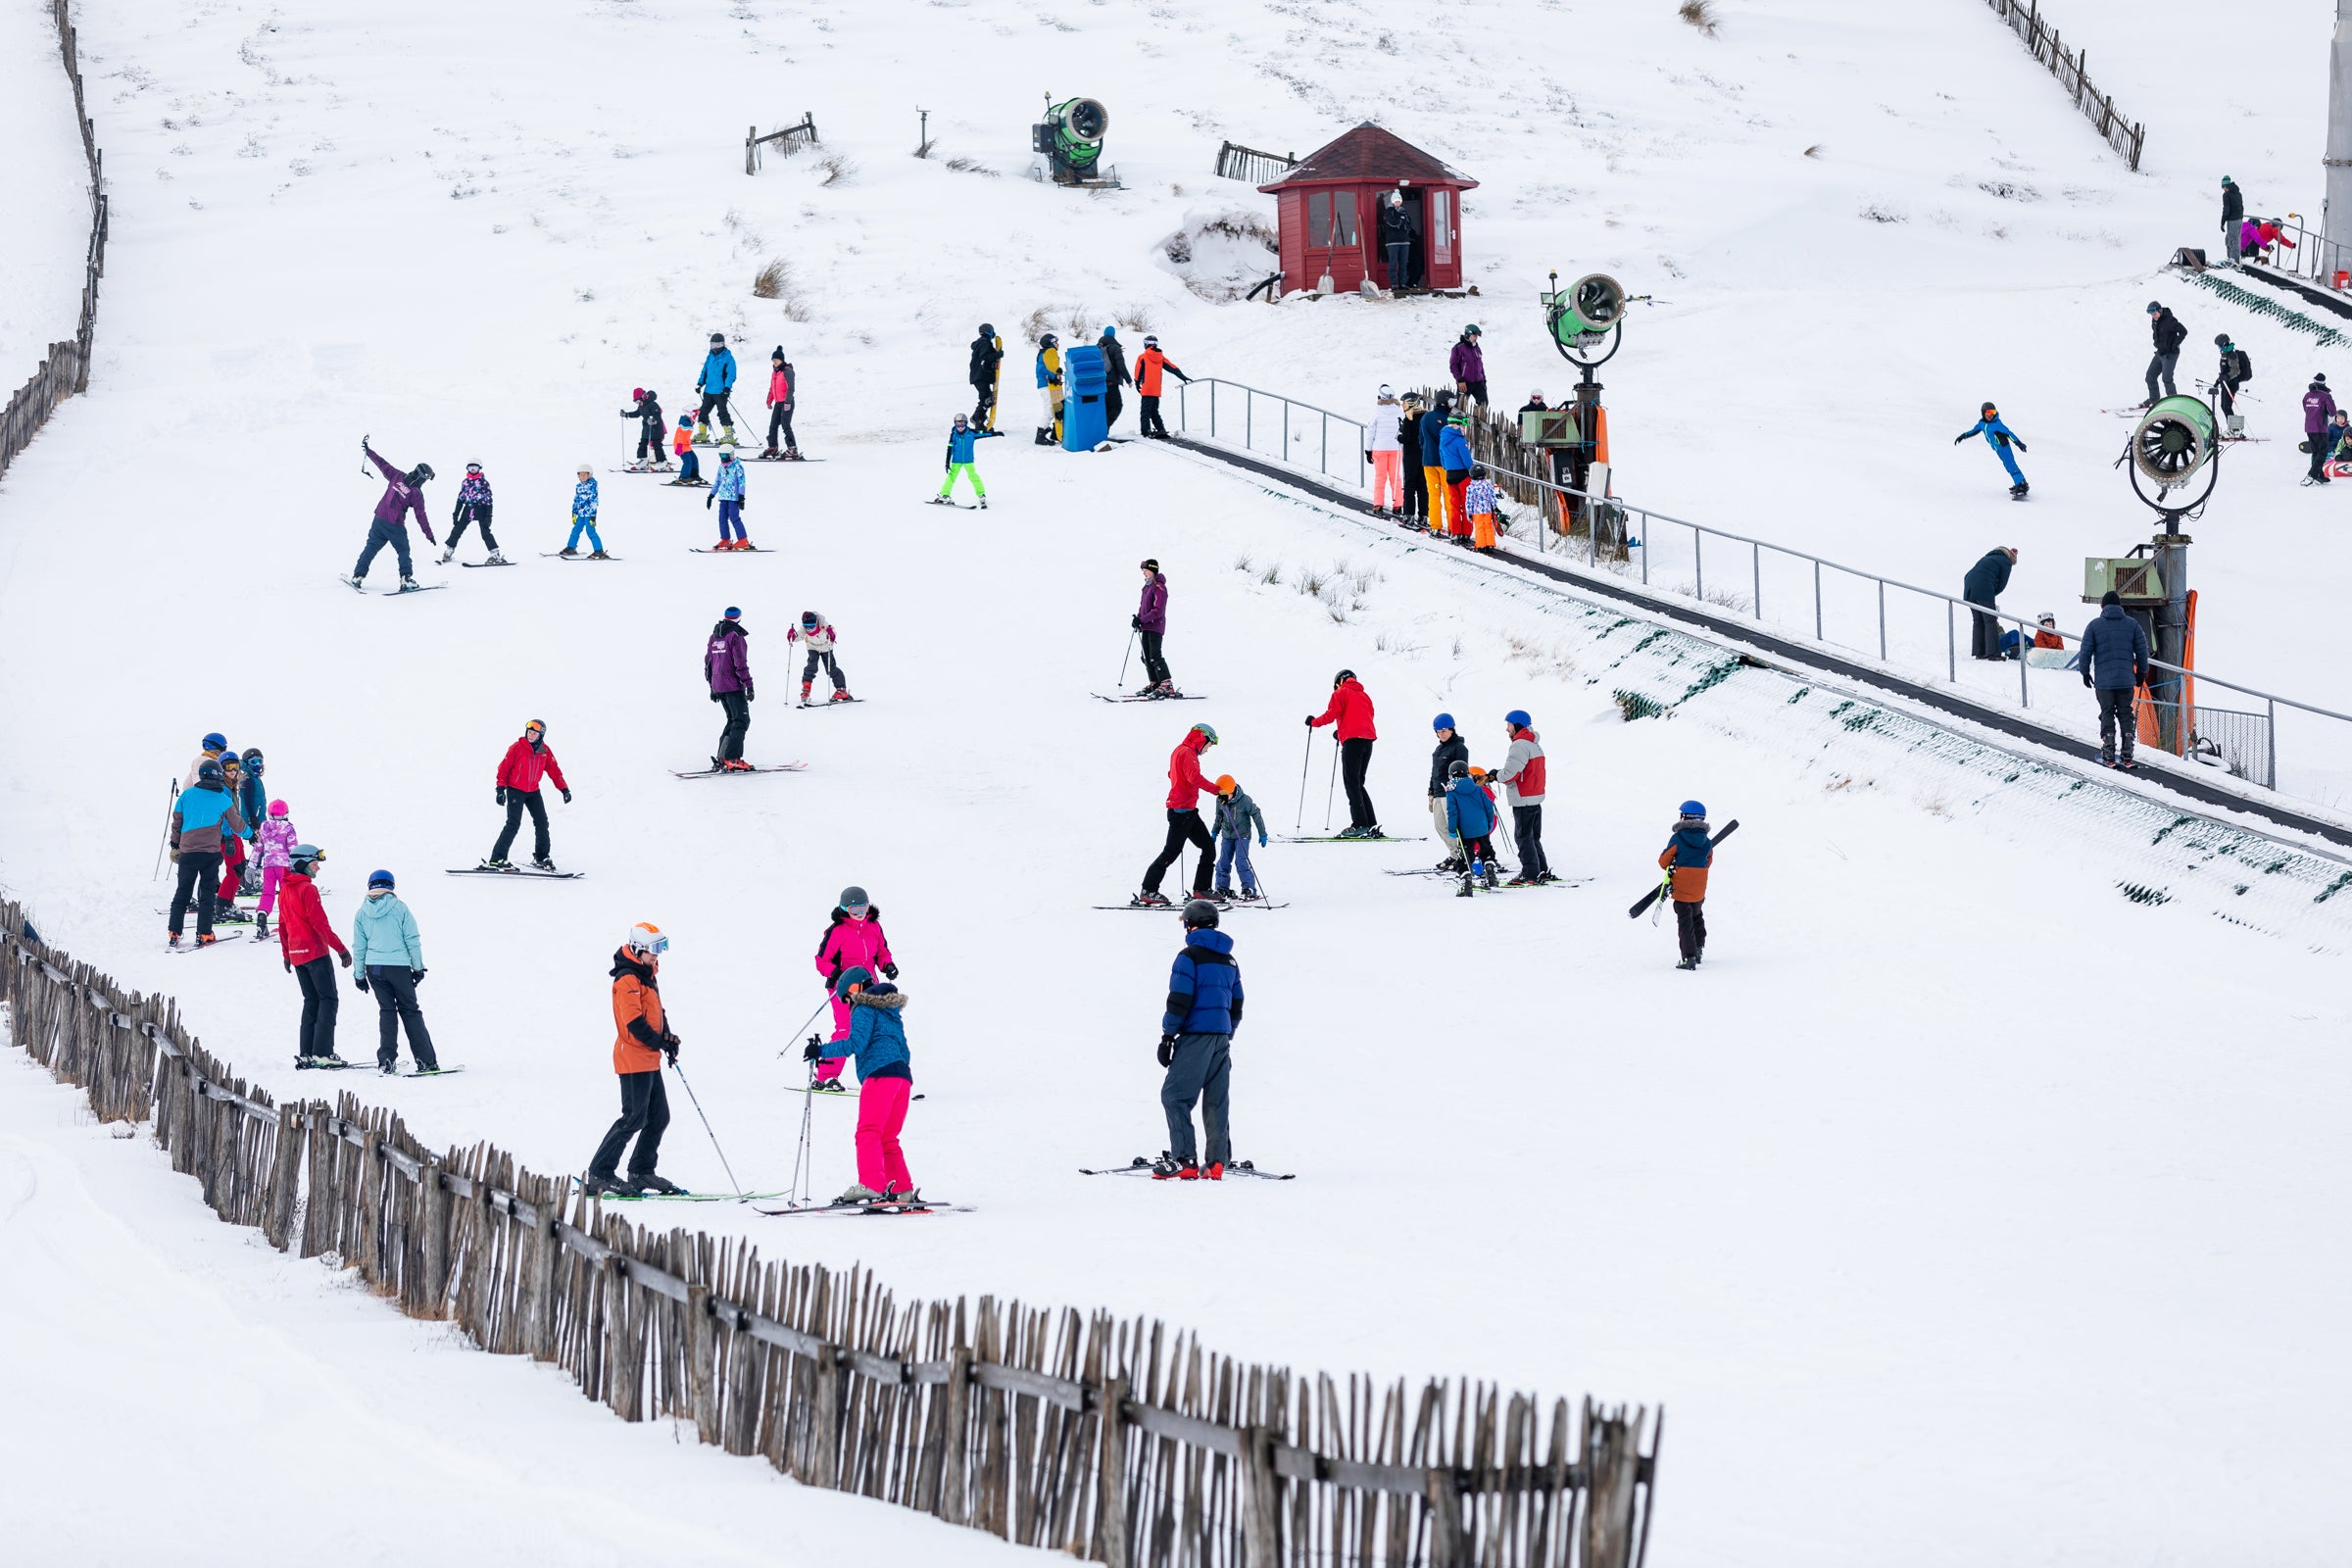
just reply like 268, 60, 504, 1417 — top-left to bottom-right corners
351, 869, 439, 1072
696, 332, 740, 444
1952, 402, 2030, 496
708, 452, 749, 547
931, 414, 1004, 508
563, 466, 605, 558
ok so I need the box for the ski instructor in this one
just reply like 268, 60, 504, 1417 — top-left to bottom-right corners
1137, 722, 1220, 906
1306, 670, 1382, 838
352, 438, 437, 591
705, 607, 755, 772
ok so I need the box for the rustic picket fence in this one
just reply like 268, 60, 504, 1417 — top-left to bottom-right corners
1216, 141, 1298, 185
1983, 0, 2144, 172
2, 0, 110, 481
0, 899, 1660, 1567
1405, 388, 1631, 558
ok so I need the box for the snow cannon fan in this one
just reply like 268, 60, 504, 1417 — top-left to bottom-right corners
1541, 272, 1626, 367
2122, 393, 2225, 523
1033, 95, 1117, 187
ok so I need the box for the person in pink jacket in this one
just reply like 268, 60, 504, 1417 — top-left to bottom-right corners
253, 800, 302, 940
808, 885, 896, 1089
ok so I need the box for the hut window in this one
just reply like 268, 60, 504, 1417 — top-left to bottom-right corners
1307, 192, 1331, 247
1432, 190, 1451, 252
1332, 191, 1358, 245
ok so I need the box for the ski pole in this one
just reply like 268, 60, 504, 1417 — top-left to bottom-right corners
1323, 736, 1341, 832
666, 1057, 745, 1197
775, 992, 833, 1056
153, 778, 178, 879
1118, 627, 1136, 689
1294, 728, 1312, 830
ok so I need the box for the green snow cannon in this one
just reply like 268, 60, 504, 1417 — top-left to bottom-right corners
1034, 97, 1108, 179
1541, 272, 1626, 355
2130, 395, 2218, 487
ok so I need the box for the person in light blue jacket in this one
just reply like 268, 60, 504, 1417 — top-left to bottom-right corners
351, 869, 439, 1073
1952, 401, 2030, 496
563, 465, 605, 558
707, 452, 749, 547
696, 331, 740, 444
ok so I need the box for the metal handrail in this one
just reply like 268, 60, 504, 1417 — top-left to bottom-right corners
2249, 214, 2352, 288
1174, 377, 1367, 490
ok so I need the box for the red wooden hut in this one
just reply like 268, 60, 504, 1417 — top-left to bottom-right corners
1257, 124, 1478, 293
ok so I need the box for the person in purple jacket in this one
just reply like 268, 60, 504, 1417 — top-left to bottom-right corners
352, 439, 437, 588
1449, 325, 1488, 412
704, 606, 755, 770
1133, 558, 1176, 697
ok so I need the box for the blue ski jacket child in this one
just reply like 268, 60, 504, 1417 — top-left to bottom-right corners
1955, 415, 2027, 452
1438, 420, 1474, 474
946, 424, 1003, 464
710, 460, 746, 503
572, 476, 599, 519
1162, 928, 1244, 1036
1444, 774, 1496, 839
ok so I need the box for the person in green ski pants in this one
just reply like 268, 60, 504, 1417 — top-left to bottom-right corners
930, 414, 1003, 508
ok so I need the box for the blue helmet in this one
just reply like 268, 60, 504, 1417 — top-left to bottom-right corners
1505, 710, 1532, 728
1678, 801, 1706, 819
1432, 712, 1455, 731
368, 869, 396, 890
201, 731, 226, 751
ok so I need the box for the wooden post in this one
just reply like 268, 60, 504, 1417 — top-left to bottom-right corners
938, 1346, 973, 1525
687, 1285, 719, 1445
811, 1345, 843, 1488
1241, 1424, 1281, 1568
746, 125, 759, 176
265, 1104, 301, 1250
528, 1204, 559, 1361
1425, 1464, 1465, 1568
1583, 1403, 1642, 1568
420, 1162, 449, 1318
1093, 1375, 1129, 1568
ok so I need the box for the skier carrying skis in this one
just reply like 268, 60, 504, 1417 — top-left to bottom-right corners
619, 388, 668, 468
932, 413, 1002, 507
585, 923, 685, 1197
254, 798, 300, 940
2144, 301, 2186, 407
2079, 589, 2152, 768
1427, 713, 1468, 867
1152, 898, 1243, 1180
1035, 333, 1064, 445
352, 439, 437, 590
762, 348, 800, 460
969, 324, 1004, 427
1444, 760, 1499, 895
708, 452, 751, 548
790, 611, 853, 703
696, 331, 739, 446
167, 758, 246, 947
810, 887, 896, 1092
1496, 710, 1552, 885
1137, 723, 1220, 906
440, 463, 505, 564
278, 842, 352, 1067
351, 869, 439, 1072
1952, 403, 2031, 498
484, 718, 571, 870
1306, 671, 1381, 837
1134, 559, 1174, 695
562, 466, 607, 558
1656, 802, 1716, 970
809, 965, 917, 1204
705, 607, 755, 772
1209, 775, 1267, 902
1100, 325, 1131, 431
1133, 335, 1190, 440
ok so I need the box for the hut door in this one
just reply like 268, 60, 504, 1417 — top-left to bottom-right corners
1304, 189, 1363, 291
1430, 189, 1454, 280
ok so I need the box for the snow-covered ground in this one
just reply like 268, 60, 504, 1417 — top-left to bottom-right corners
2, 0, 2349, 1563
0, 0, 94, 381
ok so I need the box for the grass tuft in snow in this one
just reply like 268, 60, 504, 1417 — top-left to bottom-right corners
752, 259, 813, 321
815, 153, 856, 186
1678, 0, 1719, 36
944, 156, 1000, 177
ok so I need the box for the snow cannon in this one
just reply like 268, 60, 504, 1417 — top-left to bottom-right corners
1033, 96, 1114, 186
1541, 273, 1625, 361
2129, 395, 2218, 489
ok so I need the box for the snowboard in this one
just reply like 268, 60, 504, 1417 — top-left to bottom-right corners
1092, 692, 1207, 703
445, 865, 585, 879
167, 930, 247, 953
341, 576, 446, 595
671, 762, 808, 778
541, 553, 622, 561
1628, 819, 1740, 917
459, 560, 519, 568
690, 547, 776, 554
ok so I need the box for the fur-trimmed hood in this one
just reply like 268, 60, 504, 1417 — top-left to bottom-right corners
849, 985, 907, 1011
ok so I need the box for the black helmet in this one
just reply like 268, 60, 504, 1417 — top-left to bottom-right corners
1448, 759, 1469, 778
839, 885, 869, 911
1333, 668, 1355, 685
2215, 333, 2232, 347
408, 463, 435, 484
1181, 898, 1220, 928
979, 322, 996, 336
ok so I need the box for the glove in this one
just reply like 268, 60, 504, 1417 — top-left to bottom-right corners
411, 967, 426, 983
803, 1036, 823, 1063
169, 848, 180, 864
2082, 675, 2094, 688
1156, 1033, 1178, 1068
1952, 434, 1967, 445
2015, 441, 2029, 453
743, 682, 755, 702
355, 974, 370, 994
663, 1040, 679, 1065
337, 951, 353, 969
1303, 715, 1316, 727
882, 961, 899, 980
1131, 615, 1143, 630
283, 957, 293, 975
737, 498, 747, 512
710, 690, 721, 703
497, 786, 508, 807
561, 788, 572, 804
706, 494, 712, 508
1258, 837, 1268, 849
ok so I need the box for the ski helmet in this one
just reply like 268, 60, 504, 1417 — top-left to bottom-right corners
801, 610, 820, 627
1191, 722, 1218, 745
1214, 774, 1236, 795
1432, 712, 1455, 732
954, 413, 969, 427
2146, 301, 2162, 314
978, 322, 995, 336
2215, 333, 2232, 348
717, 452, 734, 464
368, 869, 396, 890
1379, 383, 1395, 398
269, 799, 288, 817
1041, 331, 1058, 348
1981, 403, 1997, 416
839, 885, 870, 912
202, 732, 226, 751
833, 964, 871, 996
625, 921, 668, 956
1469, 765, 1490, 781
1504, 710, 1531, 729
1463, 323, 1482, 336
631, 387, 645, 400
466, 462, 483, 474
1333, 669, 1355, 686
242, 747, 265, 764
1144, 335, 1159, 346
1448, 759, 1469, 778
524, 718, 546, 737
290, 842, 321, 868
710, 331, 726, 346
1678, 800, 1706, 819
197, 760, 221, 781
409, 463, 435, 484
1181, 898, 1220, 928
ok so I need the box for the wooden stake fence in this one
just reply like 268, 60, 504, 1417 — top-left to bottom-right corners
1983, 0, 2145, 172
0, 899, 1660, 1567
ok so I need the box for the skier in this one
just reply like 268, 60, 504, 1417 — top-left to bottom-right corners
672, 413, 703, 485
2304, 373, 2338, 485
2220, 175, 2244, 265
1152, 898, 1243, 1180
708, 452, 751, 548
229, 748, 269, 896
2212, 334, 2251, 430
814, 963, 916, 1203
1134, 335, 1190, 440
277, 842, 352, 1066
1305, 670, 1381, 837
705, 607, 755, 771
167, 758, 246, 947
1366, 386, 1403, 516
484, 718, 571, 870
1427, 713, 1468, 867
931, 413, 1002, 508
1962, 546, 2018, 662
1450, 324, 1489, 411
1035, 332, 1064, 445
1209, 775, 1267, 902
351, 869, 438, 1073
1463, 472, 1505, 552
209, 756, 252, 916
1100, 325, 1131, 431
1952, 403, 2031, 498
1134, 558, 1174, 695
351, 439, 436, 590
586, 923, 684, 1197
1444, 760, 1499, 896
1496, 711, 1552, 885
1397, 393, 1429, 527
2143, 301, 2185, 407
619, 388, 668, 469
183, 731, 230, 787
1137, 722, 1220, 906
253, 798, 300, 940
1418, 390, 1453, 534
561, 465, 608, 558
1439, 413, 1475, 539
790, 610, 853, 703
761, 348, 800, 460
968, 323, 1004, 427
696, 331, 739, 445
810, 887, 896, 1092
1656, 802, 1716, 970
2080, 589, 2153, 768
440, 462, 505, 564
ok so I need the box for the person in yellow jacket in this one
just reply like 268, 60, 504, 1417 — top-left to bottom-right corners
1036, 334, 1065, 445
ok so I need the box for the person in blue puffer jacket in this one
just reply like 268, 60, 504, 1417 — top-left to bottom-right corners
1443, 759, 1498, 894
1152, 899, 1246, 1179
564, 466, 605, 558
707, 452, 750, 548
931, 414, 1004, 508
1437, 415, 1476, 540
814, 964, 918, 1204
1418, 391, 1454, 532
696, 332, 739, 445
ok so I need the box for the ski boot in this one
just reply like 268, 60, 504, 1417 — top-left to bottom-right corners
437, 547, 457, 564
718, 426, 738, 448
800, 681, 813, 703
580, 1172, 634, 1198
1231, 888, 1264, 903
808, 1076, 847, 1093
1202, 1160, 1225, 1181
485, 550, 507, 564
399, 574, 420, 591
1149, 1153, 1200, 1181
835, 1183, 886, 1206
1675, 956, 1697, 971
532, 856, 558, 872
478, 858, 513, 870
760, 445, 780, 460
783, 448, 804, 462
631, 1173, 687, 1196
1200, 886, 1233, 903
829, 688, 854, 702
722, 759, 756, 773
1035, 428, 1053, 446
927, 495, 954, 506
1130, 890, 1173, 907
252, 911, 270, 939
736, 538, 756, 551
978, 498, 989, 509
166, 929, 183, 950
880, 1186, 924, 1209
1456, 876, 1475, 898
588, 550, 611, 560
1477, 860, 1498, 890
558, 547, 579, 558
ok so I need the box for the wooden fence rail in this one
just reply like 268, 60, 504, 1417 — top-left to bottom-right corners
0, 899, 1660, 1566
745, 113, 821, 174
2, 0, 110, 481
1983, 0, 2144, 172
1215, 141, 1298, 186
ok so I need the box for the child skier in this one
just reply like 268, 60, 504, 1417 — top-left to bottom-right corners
351, 869, 439, 1072
1953, 403, 2031, 498
619, 388, 668, 469
1444, 759, 1500, 895
440, 463, 505, 564
810, 887, 896, 1092
1463, 474, 1504, 552
1657, 801, 1715, 970
1134, 559, 1173, 696
254, 800, 300, 940
790, 610, 853, 703
561, 465, 607, 558
672, 414, 703, 485
931, 413, 1002, 507
708, 452, 751, 548
587, 923, 685, 1197
815, 965, 917, 1204
1152, 899, 1243, 1180
278, 842, 352, 1067
706, 607, 755, 771
1209, 775, 1267, 902
485, 718, 571, 870
762, 348, 800, 460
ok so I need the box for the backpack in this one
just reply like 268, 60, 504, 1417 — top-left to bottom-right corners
2230, 348, 2253, 383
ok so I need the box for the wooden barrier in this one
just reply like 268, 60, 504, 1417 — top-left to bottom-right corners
0, 899, 1660, 1566
1983, 0, 2144, 172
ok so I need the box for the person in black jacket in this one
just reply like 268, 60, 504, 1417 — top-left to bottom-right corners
2144, 302, 2186, 406
1962, 546, 2018, 662
968, 325, 1004, 427
619, 388, 667, 468
1427, 713, 1470, 869
1099, 326, 1132, 432
1379, 191, 1416, 288
2220, 175, 2244, 265
2213, 333, 2250, 427
2079, 590, 2152, 767
1397, 395, 1429, 527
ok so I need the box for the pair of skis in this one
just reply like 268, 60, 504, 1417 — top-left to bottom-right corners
447, 864, 584, 880
1626, 819, 1740, 917
1079, 1157, 1296, 1181
670, 761, 808, 779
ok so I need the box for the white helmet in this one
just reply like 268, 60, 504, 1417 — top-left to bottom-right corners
625, 922, 668, 956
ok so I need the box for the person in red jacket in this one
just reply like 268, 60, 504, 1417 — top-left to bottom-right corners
482, 718, 572, 870
278, 843, 355, 1066
1136, 722, 1220, 906
1305, 669, 1382, 837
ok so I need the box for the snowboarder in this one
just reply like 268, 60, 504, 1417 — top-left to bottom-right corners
2080, 589, 2153, 768
2143, 301, 2185, 406
1209, 775, 1267, 901
2220, 175, 2244, 265
485, 719, 571, 869
1366, 386, 1403, 516
672, 413, 703, 485
619, 389, 669, 469
811, 887, 896, 1092
1035, 333, 1064, 445
1134, 335, 1190, 440
440, 462, 505, 563
932, 413, 1002, 507
1134, 558, 1173, 695
1100, 325, 1132, 431
2213, 335, 2251, 431
1656, 802, 1716, 970
352, 869, 438, 1072
1418, 391, 1454, 534
278, 842, 352, 1066
761, 348, 800, 460
790, 610, 853, 702
1138, 722, 1220, 906
254, 798, 300, 939
814, 963, 916, 1203
1306, 670, 1381, 837
1496, 710, 1552, 885
706, 607, 755, 771
969, 324, 1004, 428
352, 439, 436, 590
1450, 324, 1488, 411
1952, 403, 2031, 498
1444, 760, 1500, 895
1152, 898, 1243, 1180
696, 331, 739, 445
708, 452, 751, 548
1962, 546, 2017, 662
1397, 394, 1429, 526
1439, 414, 1475, 539
167, 758, 246, 947
1427, 713, 1469, 867
586, 923, 685, 1197
2305, 373, 2338, 485
561, 465, 607, 558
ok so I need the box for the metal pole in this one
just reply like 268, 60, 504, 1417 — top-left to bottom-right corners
2268, 697, 2278, 787
1294, 727, 1312, 831
1947, 603, 1956, 682
1814, 560, 1823, 640
1282, 398, 1289, 463
1639, 513, 1647, 582
1693, 526, 1703, 601
1752, 542, 1761, 619
1246, 387, 1253, 452
2328, 0, 2352, 263
1877, 580, 1886, 660
1323, 736, 1340, 833
2017, 618, 2030, 707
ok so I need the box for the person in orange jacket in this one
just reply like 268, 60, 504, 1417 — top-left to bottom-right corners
1133, 335, 1191, 440
1305, 669, 1382, 837
1657, 801, 1715, 970
1136, 722, 1219, 906
586, 923, 685, 1196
